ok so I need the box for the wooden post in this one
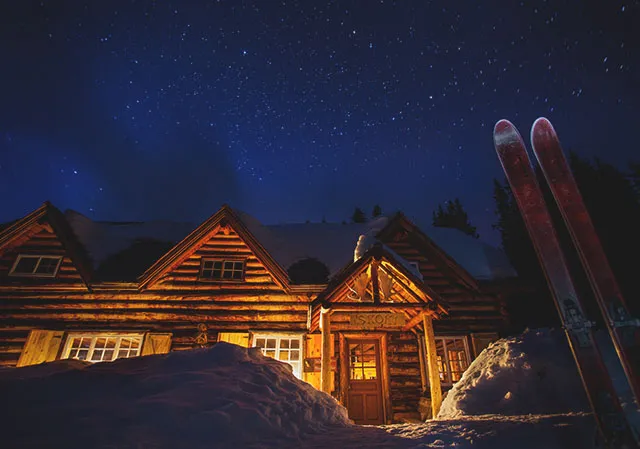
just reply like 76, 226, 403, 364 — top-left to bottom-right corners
423, 314, 442, 418
320, 308, 332, 394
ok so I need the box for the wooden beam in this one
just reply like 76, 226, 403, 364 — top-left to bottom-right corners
401, 308, 437, 331
377, 264, 425, 304
323, 303, 429, 312
320, 308, 332, 394
423, 314, 442, 418
370, 262, 380, 304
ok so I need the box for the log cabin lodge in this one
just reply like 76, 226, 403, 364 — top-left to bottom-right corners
0, 202, 518, 424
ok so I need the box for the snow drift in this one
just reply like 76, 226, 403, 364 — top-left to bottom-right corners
0, 342, 350, 449
438, 328, 591, 418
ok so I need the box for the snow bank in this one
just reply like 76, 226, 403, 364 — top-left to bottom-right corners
0, 342, 350, 448
438, 329, 590, 418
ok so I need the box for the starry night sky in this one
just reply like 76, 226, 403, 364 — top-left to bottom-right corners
1, 1, 638, 245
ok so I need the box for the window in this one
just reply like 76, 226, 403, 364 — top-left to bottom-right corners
349, 341, 378, 380
62, 334, 143, 363
253, 334, 303, 379
200, 259, 245, 281
10, 255, 62, 277
434, 336, 470, 385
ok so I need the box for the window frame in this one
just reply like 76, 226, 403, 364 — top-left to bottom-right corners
198, 258, 246, 282
422, 335, 471, 386
251, 333, 304, 379
61, 333, 144, 363
9, 254, 63, 278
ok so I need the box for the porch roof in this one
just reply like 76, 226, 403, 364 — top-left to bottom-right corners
308, 243, 448, 332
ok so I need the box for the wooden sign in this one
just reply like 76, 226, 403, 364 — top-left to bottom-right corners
348, 313, 406, 329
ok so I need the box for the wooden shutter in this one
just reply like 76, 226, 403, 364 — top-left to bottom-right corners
16, 330, 65, 367
303, 334, 322, 389
141, 333, 173, 356
470, 332, 499, 359
217, 332, 250, 347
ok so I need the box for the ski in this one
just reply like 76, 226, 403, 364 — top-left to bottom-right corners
531, 117, 640, 407
493, 119, 638, 449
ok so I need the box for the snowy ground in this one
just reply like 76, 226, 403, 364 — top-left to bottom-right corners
0, 331, 637, 449
270, 413, 596, 449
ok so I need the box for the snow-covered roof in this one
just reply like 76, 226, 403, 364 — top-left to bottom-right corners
63, 208, 516, 282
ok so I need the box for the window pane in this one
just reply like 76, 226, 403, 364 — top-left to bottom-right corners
290, 339, 300, 349
289, 350, 300, 361
280, 339, 290, 349
14, 257, 38, 274
266, 339, 276, 349
445, 338, 469, 382
213, 261, 223, 270
203, 260, 214, 269
212, 269, 222, 278
222, 270, 233, 279
36, 257, 59, 274
349, 342, 378, 380
65, 335, 141, 363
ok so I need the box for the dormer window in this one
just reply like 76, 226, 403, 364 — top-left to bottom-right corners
10, 255, 63, 277
200, 259, 245, 281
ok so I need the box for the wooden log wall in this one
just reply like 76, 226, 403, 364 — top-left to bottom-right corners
150, 229, 281, 291
0, 291, 310, 366
387, 331, 422, 422
0, 227, 87, 290
383, 237, 508, 334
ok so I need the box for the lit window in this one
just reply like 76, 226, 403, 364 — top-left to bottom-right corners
253, 334, 303, 378
62, 334, 143, 363
349, 341, 378, 380
9, 255, 63, 277
200, 259, 245, 281
425, 336, 470, 385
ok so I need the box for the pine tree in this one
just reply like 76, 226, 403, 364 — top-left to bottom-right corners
372, 204, 382, 218
351, 207, 366, 223
432, 198, 479, 238
492, 178, 558, 330
568, 153, 640, 318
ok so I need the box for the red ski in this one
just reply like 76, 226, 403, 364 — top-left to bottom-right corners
493, 119, 638, 448
531, 117, 640, 407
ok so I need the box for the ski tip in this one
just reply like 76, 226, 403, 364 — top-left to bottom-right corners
531, 117, 557, 143
493, 119, 524, 148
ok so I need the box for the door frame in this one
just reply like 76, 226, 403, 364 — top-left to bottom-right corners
338, 332, 392, 424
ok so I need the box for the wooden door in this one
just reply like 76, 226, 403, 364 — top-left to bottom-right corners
346, 339, 384, 425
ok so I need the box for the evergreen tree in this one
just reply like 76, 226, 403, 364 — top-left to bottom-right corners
432, 198, 479, 238
372, 204, 382, 218
492, 153, 640, 331
492, 178, 558, 330
568, 153, 640, 318
351, 207, 366, 223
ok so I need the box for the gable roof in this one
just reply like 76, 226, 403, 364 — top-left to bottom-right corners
5, 204, 515, 285
65, 210, 195, 282
0, 202, 93, 288
308, 243, 449, 331
137, 205, 290, 291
